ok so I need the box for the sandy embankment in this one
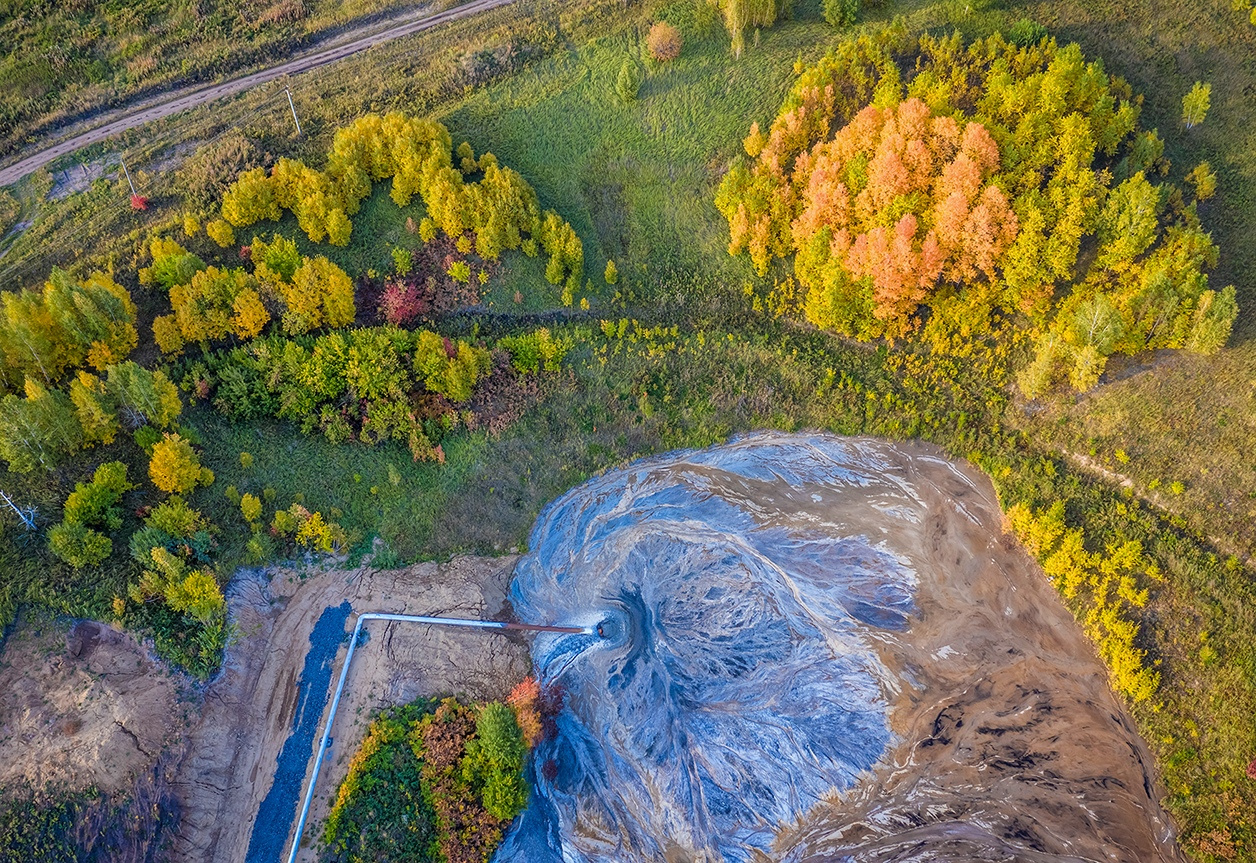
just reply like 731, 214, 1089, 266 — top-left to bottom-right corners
0, 554, 530, 863
0, 618, 187, 796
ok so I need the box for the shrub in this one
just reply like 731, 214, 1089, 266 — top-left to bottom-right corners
616, 58, 643, 102
62, 461, 133, 529
240, 493, 262, 523
498, 328, 570, 374
150, 433, 213, 494
379, 281, 428, 326
647, 22, 683, 62
1008, 18, 1048, 46
48, 522, 112, 569
604, 259, 618, 285
822, 0, 858, 27
206, 219, 236, 248
129, 525, 174, 564
391, 246, 413, 276
146, 496, 208, 539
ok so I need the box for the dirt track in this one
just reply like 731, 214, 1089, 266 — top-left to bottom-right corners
0, 0, 515, 189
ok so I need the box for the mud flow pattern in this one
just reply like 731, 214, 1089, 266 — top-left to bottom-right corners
498, 432, 1184, 863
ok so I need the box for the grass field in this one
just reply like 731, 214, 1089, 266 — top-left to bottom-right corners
2, 0, 1256, 857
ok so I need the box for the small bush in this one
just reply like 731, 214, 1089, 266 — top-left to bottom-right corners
146, 496, 208, 539
1008, 18, 1049, 46
49, 522, 111, 569
498, 328, 570, 374
822, 0, 858, 28
616, 58, 643, 102
647, 22, 683, 62
240, 493, 263, 523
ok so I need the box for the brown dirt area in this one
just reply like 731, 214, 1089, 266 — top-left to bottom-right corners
0, 553, 530, 863
0, 616, 188, 796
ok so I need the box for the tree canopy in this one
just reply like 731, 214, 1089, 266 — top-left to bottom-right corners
716, 31, 1237, 393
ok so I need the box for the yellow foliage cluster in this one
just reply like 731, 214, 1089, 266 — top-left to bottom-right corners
1005, 500, 1159, 703
279, 255, 356, 335
149, 432, 214, 494
271, 503, 346, 554
215, 111, 584, 289
149, 235, 356, 353
128, 546, 225, 624
0, 268, 138, 392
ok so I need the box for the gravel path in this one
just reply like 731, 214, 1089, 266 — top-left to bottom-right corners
0, 0, 515, 189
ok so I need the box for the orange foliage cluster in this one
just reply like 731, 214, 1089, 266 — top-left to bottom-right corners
646, 21, 683, 62
506, 676, 543, 747
728, 97, 1018, 336
797, 99, 1016, 326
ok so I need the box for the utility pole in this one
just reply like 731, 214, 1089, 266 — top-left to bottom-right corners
120, 157, 137, 196
0, 490, 37, 530
285, 87, 303, 137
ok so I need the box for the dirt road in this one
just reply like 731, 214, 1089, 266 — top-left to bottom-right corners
0, 0, 515, 189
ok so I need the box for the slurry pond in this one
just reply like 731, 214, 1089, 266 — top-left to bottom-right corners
499, 432, 1184, 863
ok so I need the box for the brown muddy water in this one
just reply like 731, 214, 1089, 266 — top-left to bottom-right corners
501, 432, 1184, 863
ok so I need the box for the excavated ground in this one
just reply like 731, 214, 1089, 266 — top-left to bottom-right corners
171, 554, 529, 863
0, 616, 188, 796
0, 554, 529, 863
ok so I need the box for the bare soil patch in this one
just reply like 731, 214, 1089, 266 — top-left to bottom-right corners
0, 616, 187, 796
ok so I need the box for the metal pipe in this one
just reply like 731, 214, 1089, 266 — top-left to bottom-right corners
285, 612, 593, 863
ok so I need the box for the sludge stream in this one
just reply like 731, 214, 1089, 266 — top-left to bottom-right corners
498, 432, 1184, 863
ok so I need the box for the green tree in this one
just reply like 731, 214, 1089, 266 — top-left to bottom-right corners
106, 362, 182, 428
138, 237, 205, 290
63, 461, 133, 529
42, 269, 139, 372
462, 702, 529, 821
1095, 172, 1162, 272
616, 58, 643, 103
48, 522, 112, 569
1182, 81, 1211, 128
69, 371, 119, 445
1185, 285, 1237, 354
823, 0, 858, 28
0, 381, 83, 472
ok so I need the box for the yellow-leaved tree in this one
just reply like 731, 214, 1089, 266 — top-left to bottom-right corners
280, 256, 355, 334
149, 432, 214, 494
